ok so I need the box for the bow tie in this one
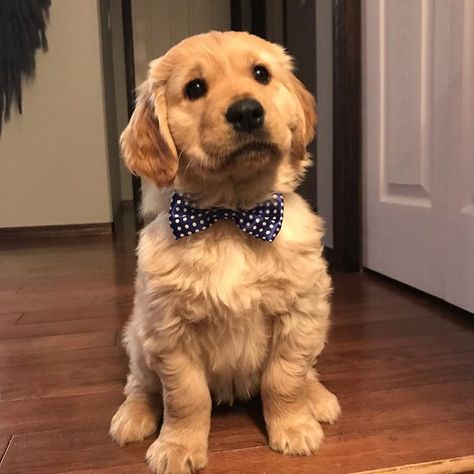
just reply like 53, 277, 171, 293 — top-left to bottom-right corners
169, 192, 284, 242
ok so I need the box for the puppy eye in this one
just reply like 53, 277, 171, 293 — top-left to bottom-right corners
253, 65, 271, 85
184, 78, 208, 100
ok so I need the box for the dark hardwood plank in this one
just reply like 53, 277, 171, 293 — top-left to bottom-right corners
1, 229, 473, 474
0, 282, 22, 301
329, 380, 474, 435
332, 299, 473, 325
319, 352, 474, 395
18, 303, 132, 325
0, 427, 148, 474
0, 404, 266, 474
62, 465, 149, 474
0, 391, 124, 436
0, 330, 117, 357
0, 362, 126, 401
0, 313, 22, 325
17, 274, 134, 294
3, 417, 474, 474
326, 329, 474, 356
0, 344, 125, 370
0, 288, 133, 313
0, 317, 123, 340
205, 419, 474, 474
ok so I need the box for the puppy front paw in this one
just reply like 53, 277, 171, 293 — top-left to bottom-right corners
267, 411, 324, 455
146, 437, 208, 474
110, 397, 160, 446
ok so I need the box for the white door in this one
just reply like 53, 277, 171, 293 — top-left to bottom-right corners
363, 0, 474, 313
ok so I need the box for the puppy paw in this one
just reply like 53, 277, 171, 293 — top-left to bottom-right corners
110, 397, 160, 446
146, 438, 208, 474
268, 411, 324, 455
308, 380, 341, 425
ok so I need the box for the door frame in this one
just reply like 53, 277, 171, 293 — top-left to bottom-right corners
332, 0, 362, 271
123, 0, 362, 270
232, 0, 362, 271
121, 0, 143, 229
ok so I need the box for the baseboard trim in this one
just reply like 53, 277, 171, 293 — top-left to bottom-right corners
352, 455, 474, 474
0, 222, 113, 239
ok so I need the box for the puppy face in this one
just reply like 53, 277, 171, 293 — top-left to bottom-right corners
121, 31, 316, 196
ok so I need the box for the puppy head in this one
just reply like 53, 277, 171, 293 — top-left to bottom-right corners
121, 31, 316, 198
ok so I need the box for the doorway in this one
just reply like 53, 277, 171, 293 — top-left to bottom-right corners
226, 0, 362, 271
121, 0, 362, 272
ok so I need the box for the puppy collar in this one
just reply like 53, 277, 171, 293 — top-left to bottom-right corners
168, 192, 284, 242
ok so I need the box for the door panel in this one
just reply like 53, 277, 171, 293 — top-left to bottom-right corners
384, 1, 432, 206
363, 0, 474, 312
445, 0, 474, 311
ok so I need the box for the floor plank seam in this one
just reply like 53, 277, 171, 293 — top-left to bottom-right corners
210, 445, 267, 455
0, 435, 13, 466
325, 414, 474, 436
13, 313, 25, 325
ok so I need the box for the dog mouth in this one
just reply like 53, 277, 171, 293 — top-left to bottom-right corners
182, 140, 281, 175
221, 141, 279, 163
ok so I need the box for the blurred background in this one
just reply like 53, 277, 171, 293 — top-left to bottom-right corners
0, 0, 472, 313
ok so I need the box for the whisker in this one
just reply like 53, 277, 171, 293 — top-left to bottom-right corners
182, 148, 198, 179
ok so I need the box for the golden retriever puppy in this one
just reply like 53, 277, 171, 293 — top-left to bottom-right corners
110, 31, 340, 474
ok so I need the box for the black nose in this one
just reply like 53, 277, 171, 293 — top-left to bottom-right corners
225, 99, 264, 133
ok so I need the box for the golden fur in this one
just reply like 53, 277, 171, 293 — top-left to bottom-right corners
110, 31, 340, 474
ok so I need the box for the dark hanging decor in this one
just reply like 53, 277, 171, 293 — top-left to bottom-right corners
0, 0, 51, 134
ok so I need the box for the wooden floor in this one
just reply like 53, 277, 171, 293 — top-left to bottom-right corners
1, 224, 474, 473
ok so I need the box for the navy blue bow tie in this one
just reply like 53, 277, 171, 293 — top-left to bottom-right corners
169, 192, 284, 242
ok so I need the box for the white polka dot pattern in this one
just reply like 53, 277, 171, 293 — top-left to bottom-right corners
169, 192, 284, 242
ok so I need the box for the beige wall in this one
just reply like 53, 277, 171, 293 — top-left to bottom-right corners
0, 0, 112, 227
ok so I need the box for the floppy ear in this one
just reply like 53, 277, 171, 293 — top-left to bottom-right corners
120, 79, 177, 187
291, 75, 317, 145
286, 74, 317, 162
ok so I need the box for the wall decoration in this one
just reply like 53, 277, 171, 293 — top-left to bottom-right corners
0, 0, 51, 134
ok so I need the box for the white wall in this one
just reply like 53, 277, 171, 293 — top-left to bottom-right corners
0, 0, 112, 228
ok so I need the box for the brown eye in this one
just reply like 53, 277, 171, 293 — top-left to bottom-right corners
253, 65, 270, 85
184, 78, 207, 100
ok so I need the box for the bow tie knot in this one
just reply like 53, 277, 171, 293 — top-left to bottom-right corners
169, 192, 284, 242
